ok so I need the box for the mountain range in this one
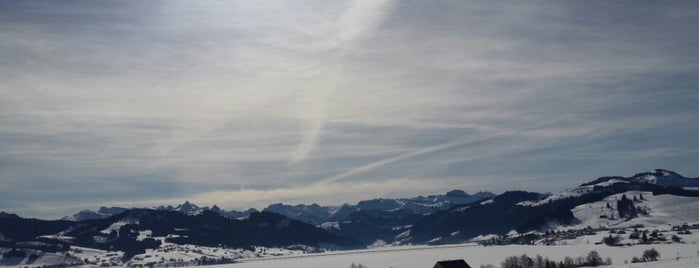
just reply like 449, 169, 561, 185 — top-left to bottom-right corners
262, 190, 495, 226
63, 202, 260, 221
2, 169, 699, 265
61, 190, 495, 226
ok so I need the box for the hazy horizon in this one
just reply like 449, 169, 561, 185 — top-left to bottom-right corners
2, 1, 699, 219
13, 168, 698, 220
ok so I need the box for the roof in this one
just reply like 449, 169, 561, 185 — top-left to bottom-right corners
434, 259, 472, 268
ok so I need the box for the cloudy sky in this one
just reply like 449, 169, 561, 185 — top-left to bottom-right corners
1, 0, 698, 219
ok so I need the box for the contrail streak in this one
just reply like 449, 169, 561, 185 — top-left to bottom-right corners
288, 0, 396, 164
320, 136, 494, 184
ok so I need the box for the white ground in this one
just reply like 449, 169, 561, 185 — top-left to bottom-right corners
125, 232, 307, 267
0, 248, 82, 267
568, 191, 699, 230
69, 246, 123, 266
215, 243, 699, 268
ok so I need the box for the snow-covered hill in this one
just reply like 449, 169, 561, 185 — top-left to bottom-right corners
526, 169, 699, 207
406, 170, 699, 244
569, 191, 699, 229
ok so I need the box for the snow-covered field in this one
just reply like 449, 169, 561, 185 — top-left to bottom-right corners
126, 244, 306, 267
569, 191, 699, 229
216, 243, 699, 268
0, 248, 82, 267
124, 231, 308, 267
69, 246, 123, 266
4, 242, 698, 268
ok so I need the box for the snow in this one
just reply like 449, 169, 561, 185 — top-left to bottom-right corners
640, 175, 659, 184
599, 179, 632, 187
1, 247, 87, 267
319, 222, 340, 230
568, 191, 699, 230
125, 236, 307, 266
396, 230, 411, 240
5, 242, 699, 268
211, 243, 699, 268
627, 257, 699, 268
137, 230, 153, 241
519, 179, 632, 207
645, 195, 699, 224
471, 234, 499, 241
368, 240, 388, 248
480, 199, 494, 205
69, 246, 123, 266
428, 237, 443, 243
5, 183, 699, 268
518, 186, 592, 206
36, 234, 74, 243
100, 217, 139, 235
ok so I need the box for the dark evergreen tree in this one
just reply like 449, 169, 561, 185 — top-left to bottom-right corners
642, 231, 649, 243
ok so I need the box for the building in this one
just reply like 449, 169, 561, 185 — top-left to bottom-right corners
434, 259, 472, 268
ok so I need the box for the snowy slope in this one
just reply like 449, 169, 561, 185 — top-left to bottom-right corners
569, 191, 699, 229
0, 248, 82, 266
214, 244, 699, 268
521, 169, 699, 207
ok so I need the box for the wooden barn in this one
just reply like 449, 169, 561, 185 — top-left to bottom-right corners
434, 259, 472, 268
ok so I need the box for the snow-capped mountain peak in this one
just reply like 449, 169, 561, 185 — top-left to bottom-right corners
521, 169, 699, 207
262, 190, 495, 226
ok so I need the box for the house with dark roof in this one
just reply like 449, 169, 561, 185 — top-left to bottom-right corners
434, 259, 471, 268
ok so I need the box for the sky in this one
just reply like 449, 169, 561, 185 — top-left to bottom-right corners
1, 0, 698, 219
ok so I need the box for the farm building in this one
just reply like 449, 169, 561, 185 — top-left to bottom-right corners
433, 259, 471, 268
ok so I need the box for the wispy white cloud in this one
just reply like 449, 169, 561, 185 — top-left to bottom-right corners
288, 0, 396, 164
320, 136, 495, 184
1, 0, 699, 219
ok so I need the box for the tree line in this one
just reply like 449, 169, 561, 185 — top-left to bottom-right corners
479, 251, 611, 268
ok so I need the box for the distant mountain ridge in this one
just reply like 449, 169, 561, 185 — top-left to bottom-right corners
156, 201, 260, 219
62, 207, 128, 221
62, 189, 494, 225
65, 201, 259, 222
262, 190, 495, 226
260, 190, 495, 245
56, 189, 495, 247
